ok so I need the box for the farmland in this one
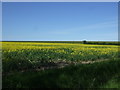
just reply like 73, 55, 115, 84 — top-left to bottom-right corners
1, 41, 120, 88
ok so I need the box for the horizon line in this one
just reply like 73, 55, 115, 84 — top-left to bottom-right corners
1, 40, 119, 42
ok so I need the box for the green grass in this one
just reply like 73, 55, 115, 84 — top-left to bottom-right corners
101, 74, 120, 88
3, 58, 120, 88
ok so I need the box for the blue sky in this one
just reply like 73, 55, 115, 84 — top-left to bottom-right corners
2, 2, 118, 41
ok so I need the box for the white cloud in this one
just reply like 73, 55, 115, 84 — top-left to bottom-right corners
68, 20, 117, 32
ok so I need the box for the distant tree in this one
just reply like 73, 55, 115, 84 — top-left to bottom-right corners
83, 40, 87, 44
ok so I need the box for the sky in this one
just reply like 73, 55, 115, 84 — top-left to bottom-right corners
2, 2, 118, 41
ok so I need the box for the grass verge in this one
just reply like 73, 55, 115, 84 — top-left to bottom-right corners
3, 58, 120, 88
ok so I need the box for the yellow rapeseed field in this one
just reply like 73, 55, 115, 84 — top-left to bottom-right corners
1, 41, 118, 61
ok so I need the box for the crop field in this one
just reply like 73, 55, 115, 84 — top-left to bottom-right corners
1, 41, 120, 88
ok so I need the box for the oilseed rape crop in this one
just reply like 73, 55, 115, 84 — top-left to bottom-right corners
1, 41, 118, 73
